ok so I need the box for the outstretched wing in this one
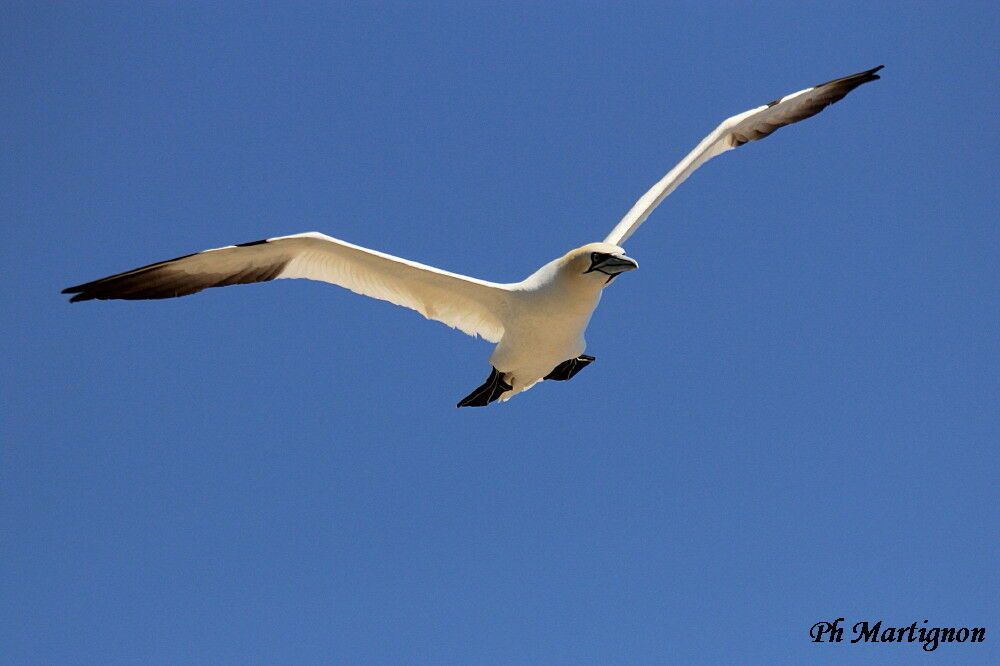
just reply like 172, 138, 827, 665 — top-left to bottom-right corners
63, 232, 511, 342
604, 66, 883, 246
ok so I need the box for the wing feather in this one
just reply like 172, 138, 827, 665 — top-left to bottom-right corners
63, 232, 510, 342
604, 66, 883, 246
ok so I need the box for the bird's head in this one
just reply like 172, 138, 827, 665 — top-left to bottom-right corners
520, 243, 638, 294
569, 242, 638, 287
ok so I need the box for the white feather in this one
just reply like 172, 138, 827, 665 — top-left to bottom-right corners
604, 66, 883, 246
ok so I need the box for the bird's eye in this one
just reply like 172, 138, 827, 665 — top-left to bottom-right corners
590, 252, 606, 264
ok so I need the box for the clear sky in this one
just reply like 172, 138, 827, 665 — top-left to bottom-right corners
3, 2, 997, 664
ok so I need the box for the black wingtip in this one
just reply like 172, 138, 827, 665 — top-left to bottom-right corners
62, 284, 86, 301
813, 65, 885, 91
866, 65, 885, 79
62, 277, 100, 300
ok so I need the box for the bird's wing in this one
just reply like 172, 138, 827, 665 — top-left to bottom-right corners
63, 232, 511, 342
603, 66, 883, 246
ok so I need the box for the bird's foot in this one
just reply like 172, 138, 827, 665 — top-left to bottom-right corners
456, 366, 513, 408
544, 354, 595, 381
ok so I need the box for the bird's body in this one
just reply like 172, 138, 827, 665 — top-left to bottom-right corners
488, 242, 627, 400
64, 66, 883, 406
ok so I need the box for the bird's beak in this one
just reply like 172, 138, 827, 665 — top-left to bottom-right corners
584, 254, 639, 284
586, 254, 638, 282
600, 255, 638, 274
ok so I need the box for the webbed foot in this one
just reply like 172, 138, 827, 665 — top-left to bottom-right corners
544, 354, 595, 381
456, 366, 513, 408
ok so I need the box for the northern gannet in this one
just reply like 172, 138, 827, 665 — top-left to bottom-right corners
63, 66, 883, 406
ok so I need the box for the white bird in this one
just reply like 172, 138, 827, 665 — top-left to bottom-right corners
64, 66, 882, 406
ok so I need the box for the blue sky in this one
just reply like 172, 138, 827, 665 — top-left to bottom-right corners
3, 2, 997, 663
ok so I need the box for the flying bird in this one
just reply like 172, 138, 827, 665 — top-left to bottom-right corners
64, 66, 883, 406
